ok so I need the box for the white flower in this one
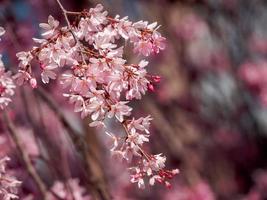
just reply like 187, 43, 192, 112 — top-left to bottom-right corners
127, 127, 149, 146
89, 4, 108, 26
39, 15, 59, 38
16, 51, 33, 69
107, 101, 132, 122
128, 116, 153, 134
149, 175, 161, 186
41, 63, 58, 83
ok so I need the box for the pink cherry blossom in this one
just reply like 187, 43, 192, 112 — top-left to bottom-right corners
39, 15, 60, 39
41, 63, 58, 83
108, 101, 132, 122
16, 51, 33, 69
14, 3, 176, 189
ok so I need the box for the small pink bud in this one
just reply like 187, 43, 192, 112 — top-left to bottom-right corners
30, 78, 37, 88
172, 169, 180, 175
156, 177, 163, 184
152, 75, 161, 83
0, 85, 6, 94
165, 181, 172, 189
40, 63, 46, 70
148, 83, 155, 92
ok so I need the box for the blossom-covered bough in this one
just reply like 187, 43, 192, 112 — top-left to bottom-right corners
13, 0, 178, 190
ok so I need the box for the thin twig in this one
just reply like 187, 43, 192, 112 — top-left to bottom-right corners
65, 11, 81, 15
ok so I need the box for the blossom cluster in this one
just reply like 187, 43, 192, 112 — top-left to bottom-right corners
15, 4, 177, 188
0, 27, 16, 110
0, 157, 21, 200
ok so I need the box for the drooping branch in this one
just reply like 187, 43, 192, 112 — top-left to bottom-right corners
14, 0, 175, 190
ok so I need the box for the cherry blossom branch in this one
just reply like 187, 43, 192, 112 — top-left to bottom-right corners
100, 90, 179, 188
14, 2, 177, 189
3, 111, 48, 200
55, 0, 72, 28
65, 11, 81, 15
55, 0, 87, 64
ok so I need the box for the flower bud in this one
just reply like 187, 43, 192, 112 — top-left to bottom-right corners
152, 75, 161, 83
148, 83, 155, 92
30, 78, 37, 88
